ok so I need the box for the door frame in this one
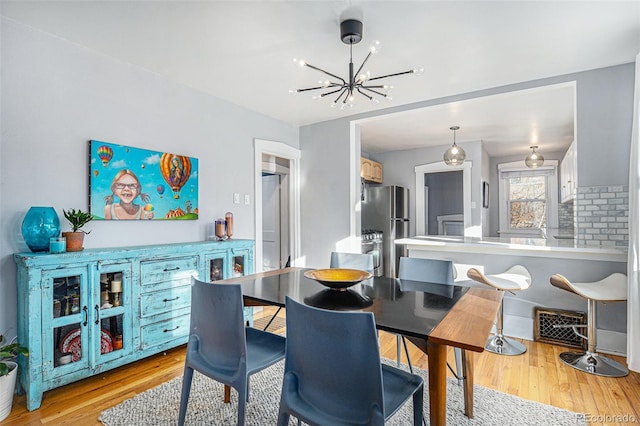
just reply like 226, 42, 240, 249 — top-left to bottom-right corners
415, 161, 473, 236
254, 139, 301, 272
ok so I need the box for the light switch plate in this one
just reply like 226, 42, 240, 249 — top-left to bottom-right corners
244, 194, 250, 205
233, 193, 240, 204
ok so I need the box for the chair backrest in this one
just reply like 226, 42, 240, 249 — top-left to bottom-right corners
398, 257, 454, 288
189, 277, 246, 371
329, 251, 374, 273
283, 297, 385, 423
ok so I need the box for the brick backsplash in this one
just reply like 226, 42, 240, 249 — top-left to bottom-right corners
575, 185, 629, 248
559, 199, 575, 232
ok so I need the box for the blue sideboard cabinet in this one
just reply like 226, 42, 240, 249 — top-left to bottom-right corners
14, 240, 254, 411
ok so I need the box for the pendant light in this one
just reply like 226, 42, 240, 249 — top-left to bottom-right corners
443, 126, 465, 166
525, 145, 544, 168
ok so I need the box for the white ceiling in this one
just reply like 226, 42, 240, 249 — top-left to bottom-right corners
2, 1, 639, 156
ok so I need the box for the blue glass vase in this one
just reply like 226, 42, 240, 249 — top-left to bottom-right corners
21, 207, 61, 252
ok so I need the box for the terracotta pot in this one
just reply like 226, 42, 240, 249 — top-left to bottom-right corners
62, 232, 85, 252
0, 361, 17, 422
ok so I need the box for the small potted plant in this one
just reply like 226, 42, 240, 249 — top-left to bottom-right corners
62, 208, 93, 252
0, 338, 28, 422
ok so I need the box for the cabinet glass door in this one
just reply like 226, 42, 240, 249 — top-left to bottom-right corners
230, 248, 252, 277
206, 251, 227, 281
43, 267, 90, 375
96, 262, 132, 363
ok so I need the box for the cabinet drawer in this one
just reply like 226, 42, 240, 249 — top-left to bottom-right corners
140, 284, 191, 318
140, 314, 190, 349
140, 256, 198, 288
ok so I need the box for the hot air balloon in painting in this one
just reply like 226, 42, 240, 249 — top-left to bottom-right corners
156, 184, 165, 198
160, 153, 192, 199
97, 145, 113, 167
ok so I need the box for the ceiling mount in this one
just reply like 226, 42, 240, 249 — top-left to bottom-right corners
340, 19, 363, 44
291, 18, 423, 110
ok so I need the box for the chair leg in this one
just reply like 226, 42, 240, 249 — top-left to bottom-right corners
178, 366, 194, 426
412, 382, 425, 426
237, 385, 247, 426
485, 298, 527, 355
559, 299, 629, 377
397, 334, 402, 367
454, 347, 464, 386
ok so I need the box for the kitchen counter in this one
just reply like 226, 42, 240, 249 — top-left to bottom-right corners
395, 235, 628, 354
395, 235, 627, 262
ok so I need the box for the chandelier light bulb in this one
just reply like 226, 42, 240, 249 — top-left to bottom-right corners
413, 67, 425, 74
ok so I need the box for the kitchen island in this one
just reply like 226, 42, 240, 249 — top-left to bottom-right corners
395, 236, 628, 355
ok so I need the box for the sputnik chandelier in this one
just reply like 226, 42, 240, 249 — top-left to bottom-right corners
291, 19, 423, 110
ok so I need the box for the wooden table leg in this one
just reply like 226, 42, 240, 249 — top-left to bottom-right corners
224, 384, 231, 403
462, 349, 474, 419
427, 341, 447, 426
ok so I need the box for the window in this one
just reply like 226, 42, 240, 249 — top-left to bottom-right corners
498, 161, 558, 237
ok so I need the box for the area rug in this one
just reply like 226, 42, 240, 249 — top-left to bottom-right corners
99, 360, 585, 425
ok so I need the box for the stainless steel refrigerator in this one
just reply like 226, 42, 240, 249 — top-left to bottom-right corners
362, 185, 410, 278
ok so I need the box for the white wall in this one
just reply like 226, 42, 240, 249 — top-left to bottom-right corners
0, 19, 298, 338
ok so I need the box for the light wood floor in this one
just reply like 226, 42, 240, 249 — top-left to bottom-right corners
4, 306, 640, 425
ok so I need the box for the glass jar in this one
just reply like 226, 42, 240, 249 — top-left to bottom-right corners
214, 219, 226, 240
225, 212, 234, 239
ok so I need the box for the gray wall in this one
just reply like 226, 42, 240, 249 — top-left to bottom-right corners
299, 63, 634, 276
0, 19, 298, 338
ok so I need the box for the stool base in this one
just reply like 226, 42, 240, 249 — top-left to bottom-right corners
485, 334, 527, 355
559, 351, 629, 377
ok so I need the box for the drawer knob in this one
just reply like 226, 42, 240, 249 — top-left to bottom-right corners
164, 326, 180, 333
163, 296, 180, 302
163, 267, 181, 272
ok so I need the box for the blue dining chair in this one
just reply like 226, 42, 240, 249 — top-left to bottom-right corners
277, 297, 424, 426
178, 277, 286, 426
329, 251, 374, 272
397, 257, 465, 386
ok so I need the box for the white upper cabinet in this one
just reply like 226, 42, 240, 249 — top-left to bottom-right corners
560, 140, 577, 203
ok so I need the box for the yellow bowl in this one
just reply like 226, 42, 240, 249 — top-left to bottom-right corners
304, 268, 373, 290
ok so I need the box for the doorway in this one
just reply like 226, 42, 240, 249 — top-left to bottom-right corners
425, 170, 464, 235
415, 161, 473, 237
261, 157, 291, 270
254, 139, 301, 273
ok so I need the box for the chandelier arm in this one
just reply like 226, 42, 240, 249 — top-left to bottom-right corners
296, 81, 344, 92
333, 88, 348, 104
321, 87, 346, 97
360, 87, 387, 98
356, 88, 373, 100
353, 51, 374, 81
304, 63, 346, 85
367, 69, 416, 82
296, 86, 332, 93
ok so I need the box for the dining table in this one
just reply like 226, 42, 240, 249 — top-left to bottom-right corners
217, 267, 503, 426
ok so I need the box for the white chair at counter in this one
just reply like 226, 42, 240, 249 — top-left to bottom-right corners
549, 273, 629, 377
466, 265, 531, 355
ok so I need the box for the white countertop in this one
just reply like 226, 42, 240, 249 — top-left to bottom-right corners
395, 236, 627, 262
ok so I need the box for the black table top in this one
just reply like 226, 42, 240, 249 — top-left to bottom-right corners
239, 268, 469, 340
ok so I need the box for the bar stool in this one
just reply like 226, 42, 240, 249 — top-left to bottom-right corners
549, 273, 629, 377
466, 265, 531, 355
